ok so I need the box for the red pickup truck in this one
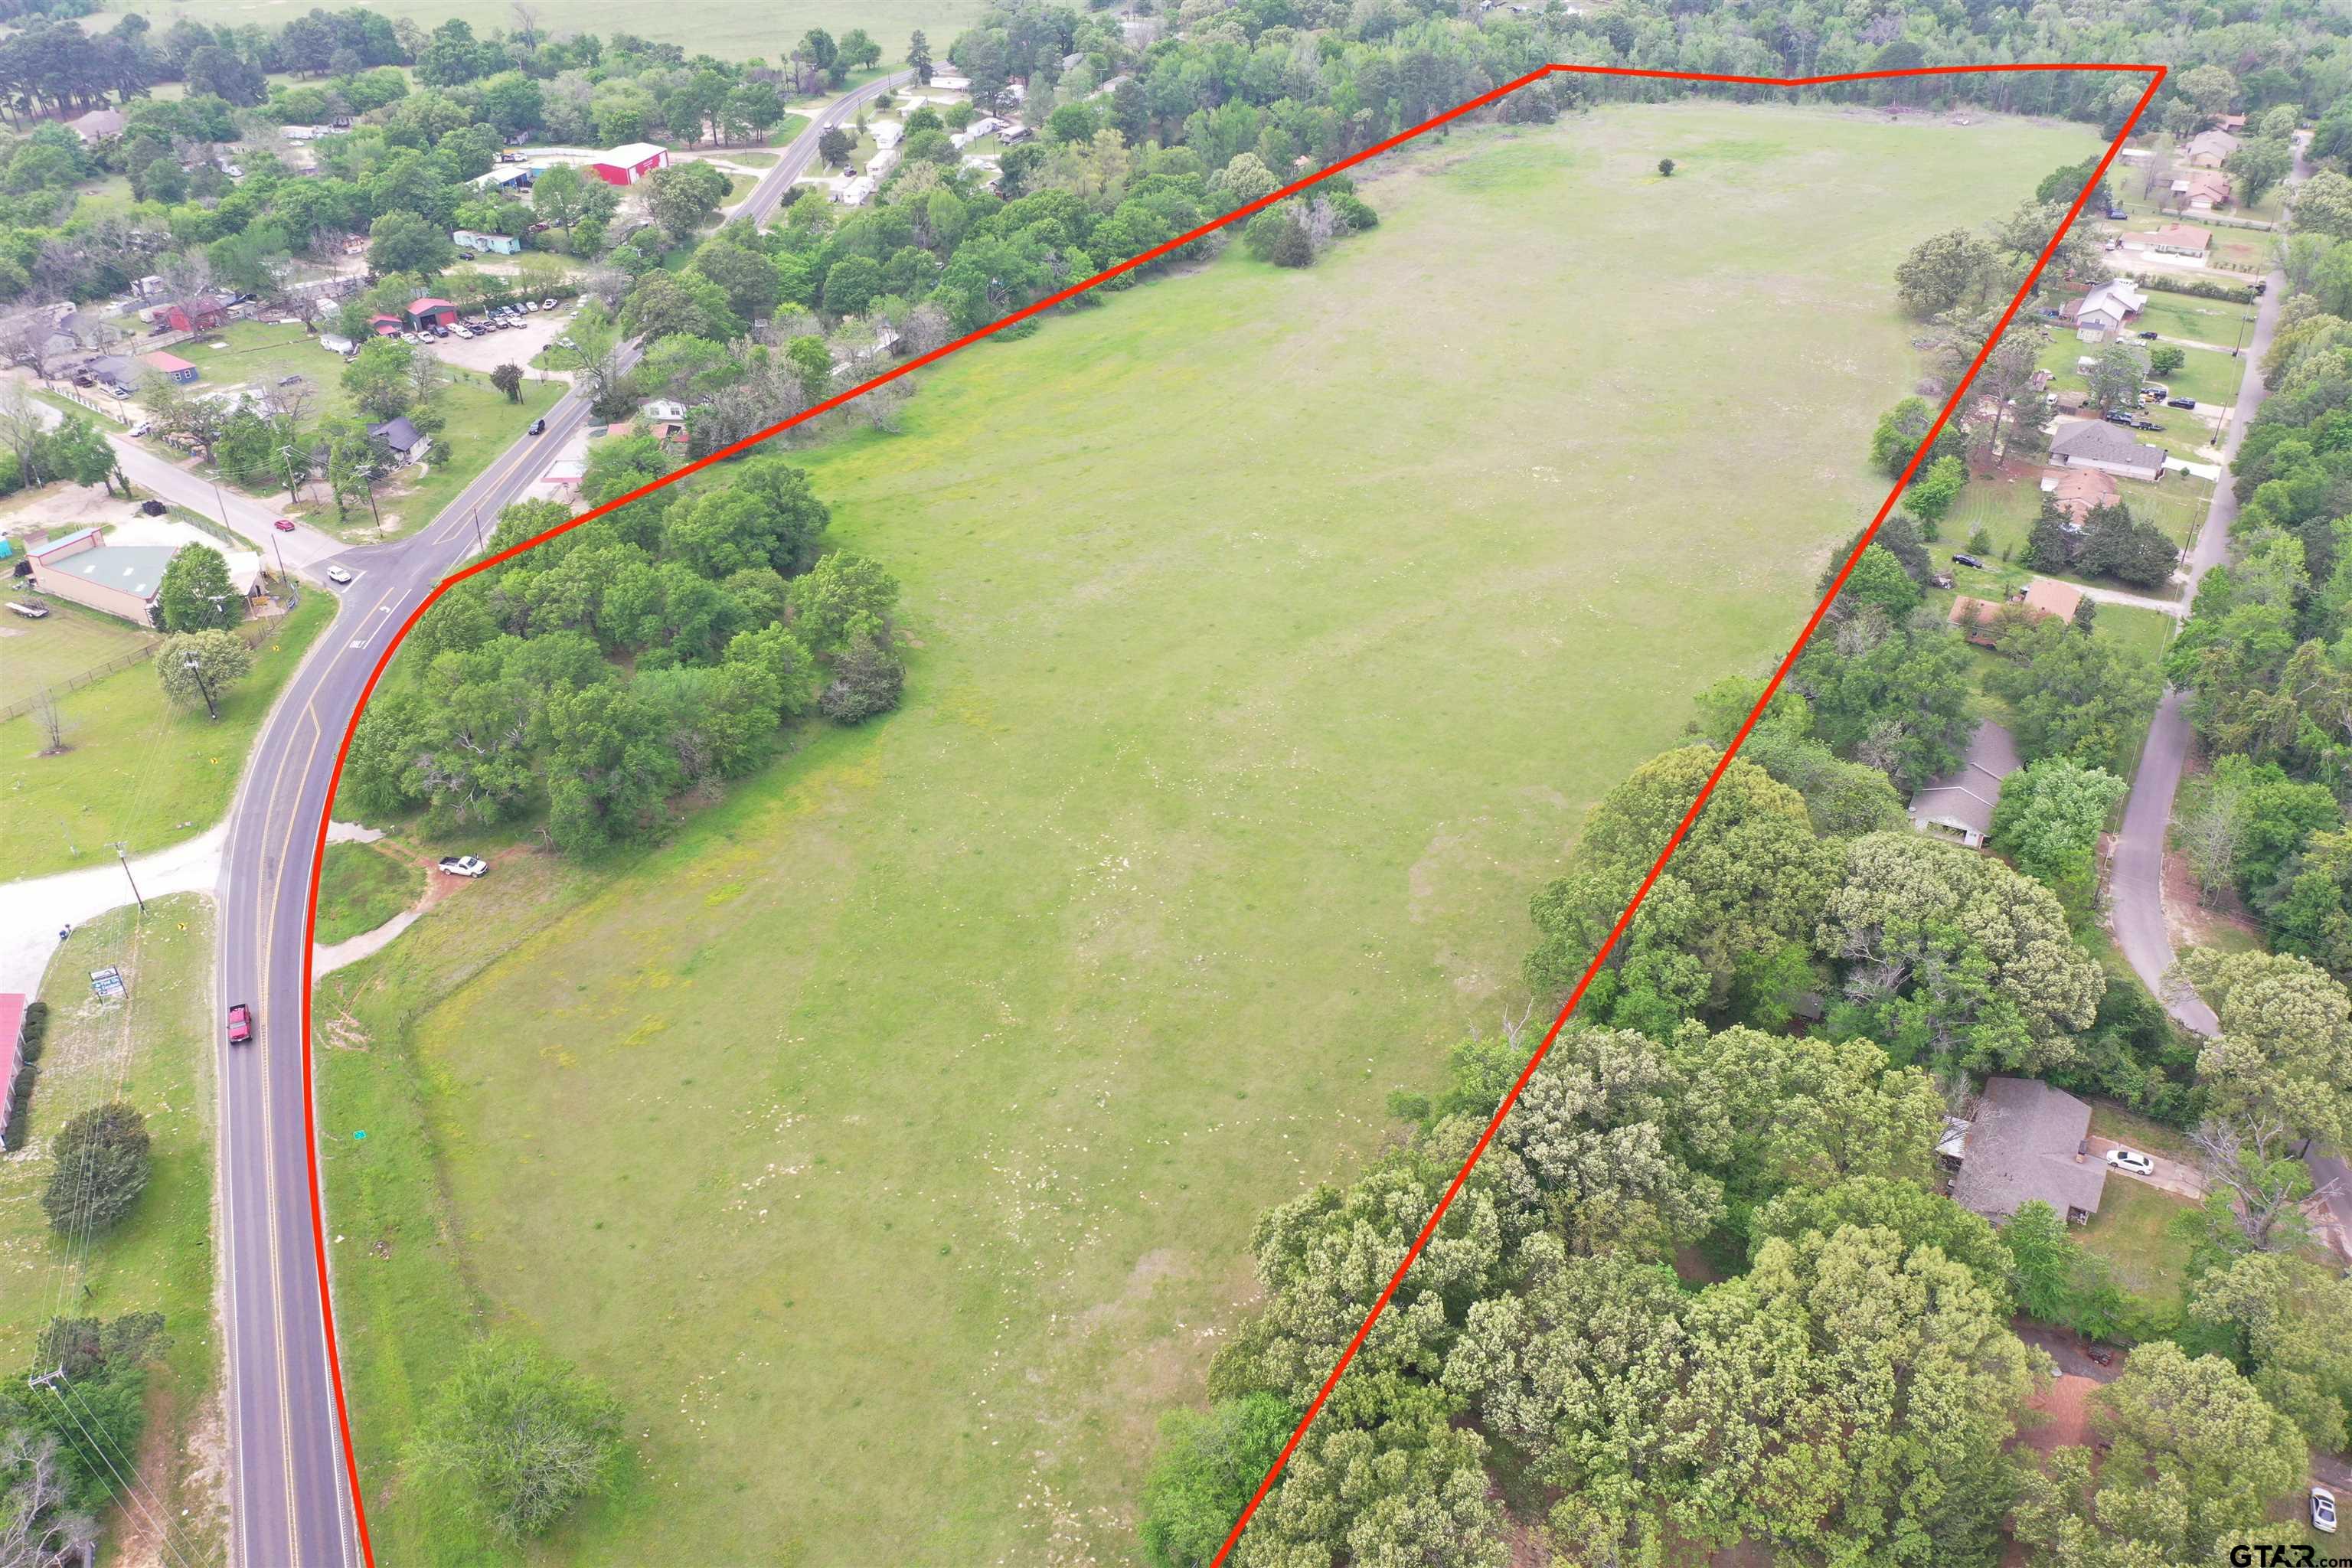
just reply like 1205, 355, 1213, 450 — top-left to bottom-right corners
227, 1003, 253, 1046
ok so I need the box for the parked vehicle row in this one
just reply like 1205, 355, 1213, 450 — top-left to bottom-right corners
399, 300, 561, 347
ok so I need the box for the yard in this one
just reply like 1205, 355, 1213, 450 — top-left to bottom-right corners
0, 897, 225, 1564
314, 840, 423, 946
2079, 1173, 2200, 1308
315, 102, 2097, 1566
0, 595, 155, 712
0, 595, 331, 879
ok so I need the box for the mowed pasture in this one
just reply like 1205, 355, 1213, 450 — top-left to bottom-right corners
318, 102, 2094, 1566
137, 0, 979, 64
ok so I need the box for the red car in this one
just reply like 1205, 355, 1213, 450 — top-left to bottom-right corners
273, 518, 296, 533
227, 1003, 253, 1045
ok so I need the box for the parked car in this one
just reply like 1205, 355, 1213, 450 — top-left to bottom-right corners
539, 298, 557, 311
277, 374, 303, 385
2314, 1486, 2337, 1534
227, 1002, 253, 1045
2167, 397, 2197, 410
2105, 1147, 2156, 1176
6, 600, 50, 619
2132, 418, 2164, 432
325, 564, 352, 584
529, 418, 547, 435
1952, 552, 1988, 569
556, 335, 576, 349
2136, 329, 2159, 339
432, 324, 450, 338
2102, 409, 2137, 426
439, 855, 489, 878
137, 497, 165, 514
273, 517, 297, 532
128, 422, 152, 438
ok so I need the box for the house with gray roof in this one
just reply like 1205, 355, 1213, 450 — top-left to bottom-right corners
1907, 721, 2020, 848
1948, 1076, 2108, 1223
2050, 420, 2167, 482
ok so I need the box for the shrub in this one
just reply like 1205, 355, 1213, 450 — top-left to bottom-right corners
817, 637, 904, 724
39, 1102, 152, 1236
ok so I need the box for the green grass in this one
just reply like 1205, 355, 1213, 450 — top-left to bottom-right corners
1, 596, 332, 879
723, 149, 783, 168
315, 841, 424, 946
2079, 1174, 2200, 1305
2135, 296, 2256, 350
0, 897, 224, 1562
2089, 602, 2174, 665
2089, 1102, 2198, 1164
317, 102, 2097, 1567
0, 596, 155, 711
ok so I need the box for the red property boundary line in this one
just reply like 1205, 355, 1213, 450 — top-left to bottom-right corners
290, 59, 2165, 1566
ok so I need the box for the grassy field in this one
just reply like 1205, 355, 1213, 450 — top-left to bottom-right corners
0, 897, 225, 1564
2, 596, 331, 879
0, 597, 155, 711
2135, 294, 2258, 350
140, 0, 979, 63
315, 841, 423, 946
316, 102, 2096, 1566
2079, 1176, 2200, 1305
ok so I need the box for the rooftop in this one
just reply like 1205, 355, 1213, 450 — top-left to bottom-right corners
1906, 720, 2020, 841
2051, 420, 2166, 470
600, 142, 666, 165
39, 541, 184, 600
1949, 1076, 2107, 1221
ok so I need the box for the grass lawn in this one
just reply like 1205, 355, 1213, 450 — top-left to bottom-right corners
2079, 1175, 2200, 1306
168, 322, 347, 416
0, 598, 155, 711
318, 101, 2097, 1567
2089, 1102, 2199, 1164
2135, 296, 2256, 350
724, 148, 783, 168
315, 841, 423, 946
0, 897, 224, 1563
1, 596, 332, 879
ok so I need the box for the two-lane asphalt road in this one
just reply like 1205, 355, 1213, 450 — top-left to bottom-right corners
732, 70, 915, 226
213, 74, 892, 1564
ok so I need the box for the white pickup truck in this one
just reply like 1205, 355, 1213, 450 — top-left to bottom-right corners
438, 855, 488, 878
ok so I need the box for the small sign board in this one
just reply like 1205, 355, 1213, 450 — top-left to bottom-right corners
89, 967, 126, 1000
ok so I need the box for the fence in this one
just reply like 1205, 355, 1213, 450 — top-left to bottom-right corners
1, 605, 276, 724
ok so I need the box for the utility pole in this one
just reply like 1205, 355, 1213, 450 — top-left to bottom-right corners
184, 651, 218, 720
471, 506, 485, 552
106, 842, 147, 914
207, 470, 233, 532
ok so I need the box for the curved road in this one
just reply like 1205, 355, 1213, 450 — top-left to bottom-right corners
212, 77, 896, 1568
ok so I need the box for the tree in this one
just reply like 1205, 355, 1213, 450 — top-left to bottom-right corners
1981, 616, 2161, 772
2149, 344, 2187, 377
1657, 157, 1675, 177
908, 30, 933, 84
2226, 138, 2292, 207
403, 1336, 626, 1543
0, 1430, 97, 1568
643, 161, 730, 245
1139, 1393, 1295, 1568
155, 544, 245, 632
2190, 1110, 2330, 1253
1905, 454, 1968, 524
2172, 948, 2352, 1144
1841, 543, 1923, 619
2189, 1252, 2352, 1450
1989, 757, 2129, 909
2014, 1343, 2306, 1565
489, 363, 524, 404
1894, 229, 1999, 318
2001, 1200, 2127, 1338
789, 552, 899, 653
39, 1102, 152, 1236
1817, 831, 2105, 1072
2291, 170, 2352, 242
342, 336, 416, 423
2085, 339, 2150, 412
817, 126, 854, 168
1525, 747, 1842, 1034
367, 210, 456, 280
158, 629, 256, 712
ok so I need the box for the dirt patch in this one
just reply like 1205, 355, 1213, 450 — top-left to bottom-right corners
2161, 843, 2262, 953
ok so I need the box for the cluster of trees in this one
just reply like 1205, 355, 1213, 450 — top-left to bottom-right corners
2167, 238, 2352, 970
0, 386, 119, 498
342, 445, 903, 854
1145, 1014, 2321, 1566
2024, 496, 2184, 590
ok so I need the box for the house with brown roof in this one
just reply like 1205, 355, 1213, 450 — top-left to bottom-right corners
2021, 577, 2085, 622
1948, 577, 2084, 647
1948, 1076, 2108, 1223
1907, 720, 2020, 848
2118, 224, 2211, 261
2184, 129, 2239, 167
2171, 169, 2233, 211
2044, 466, 2120, 524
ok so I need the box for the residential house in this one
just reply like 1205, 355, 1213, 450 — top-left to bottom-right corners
164, 292, 233, 333
67, 106, 124, 144
141, 351, 199, 385
1948, 578, 2085, 647
81, 352, 136, 390
0, 994, 23, 1146
873, 122, 904, 151
1091, 74, 1135, 100
2184, 129, 2239, 167
2050, 419, 2167, 482
367, 312, 403, 337
2171, 170, 2232, 211
2020, 576, 2086, 622
836, 174, 877, 206
407, 297, 459, 328
2118, 224, 2212, 262
586, 142, 668, 186
2043, 466, 2121, 524
1907, 720, 2022, 848
452, 229, 521, 255
472, 165, 535, 193
368, 416, 430, 463
2061, 278, 2148, 343
1946, 1076, 2108, 1223
640, 399, 688, 423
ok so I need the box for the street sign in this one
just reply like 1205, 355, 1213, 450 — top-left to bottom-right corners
90, 966, 126, 1000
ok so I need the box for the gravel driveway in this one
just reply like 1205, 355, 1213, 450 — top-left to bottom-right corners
430, 303, 577, 378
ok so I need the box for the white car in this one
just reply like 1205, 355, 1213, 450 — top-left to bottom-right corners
438, 855, 488, 878
539, 297, 557, 310
2105, 1147, 2156, 1177
325, 564, 352, 584
2314, 1486, 2337, 1534
128, 421, 152, 437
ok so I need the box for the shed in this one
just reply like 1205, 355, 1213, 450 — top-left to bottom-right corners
142, 351, 198, 384
407, 298, 459, 328
587, 142, 668, 186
